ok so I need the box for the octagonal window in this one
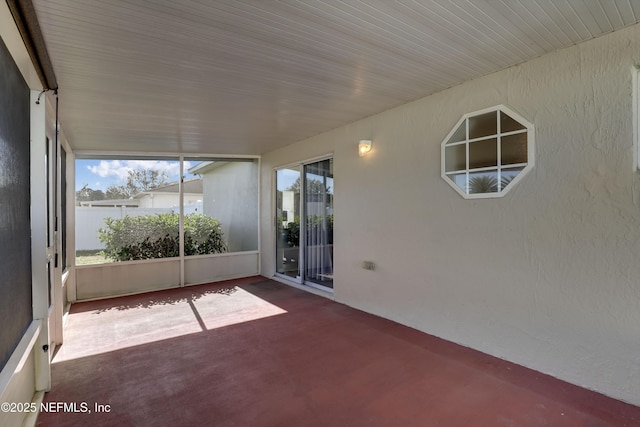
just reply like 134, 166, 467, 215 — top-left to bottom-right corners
441, 105, 534, 199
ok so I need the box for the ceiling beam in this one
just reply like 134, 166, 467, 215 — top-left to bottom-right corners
6, 0, 57, 90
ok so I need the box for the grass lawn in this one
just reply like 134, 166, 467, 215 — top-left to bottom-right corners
76, 250, 111, 265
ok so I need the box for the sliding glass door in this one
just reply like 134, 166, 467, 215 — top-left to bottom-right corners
275, 167, 301, 280
303, 159, 333, 288
275, 158, 333, 290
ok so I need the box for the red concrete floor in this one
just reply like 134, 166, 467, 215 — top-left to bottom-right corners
36, 276, 640, 427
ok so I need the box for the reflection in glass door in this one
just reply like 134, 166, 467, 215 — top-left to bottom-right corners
304, 159, 333, 289
275, 167, 301, 280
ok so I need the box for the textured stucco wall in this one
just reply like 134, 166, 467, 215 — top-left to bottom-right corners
260, 23, 640, 405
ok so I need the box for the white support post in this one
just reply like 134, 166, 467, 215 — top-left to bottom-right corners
179, 156, 185, 287
30, 90, 51, 392
67, 151, 77, 303
633, 66, 640, 172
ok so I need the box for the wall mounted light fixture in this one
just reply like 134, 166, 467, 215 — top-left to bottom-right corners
358, 140, 372, 156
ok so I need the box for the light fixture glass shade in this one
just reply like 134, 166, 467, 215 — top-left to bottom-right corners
359, 140, 372, 156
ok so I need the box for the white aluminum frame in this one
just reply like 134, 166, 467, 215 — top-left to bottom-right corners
441, 105, 535, 199
633, 66, 640, 172
71, 152, 261, 299
30, 91, 52, 392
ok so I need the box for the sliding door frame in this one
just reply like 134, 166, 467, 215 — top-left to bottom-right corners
273, 154, 333, 292
274, 163, 302, 284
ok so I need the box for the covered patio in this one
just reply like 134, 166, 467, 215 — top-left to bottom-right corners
3, 2, 640, 426
37, 277, 640, 426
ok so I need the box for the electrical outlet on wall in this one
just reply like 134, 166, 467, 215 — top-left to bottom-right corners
362, 261, 375, 271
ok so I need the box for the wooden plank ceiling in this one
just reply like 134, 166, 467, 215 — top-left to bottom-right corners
32, 0, 640, 155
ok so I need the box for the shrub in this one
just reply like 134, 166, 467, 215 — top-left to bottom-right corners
99, 213, 227, 261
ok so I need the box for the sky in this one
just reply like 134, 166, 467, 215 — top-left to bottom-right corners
76, 159, 300, 192
276, 168, 300, 192
75, 159, 193, 191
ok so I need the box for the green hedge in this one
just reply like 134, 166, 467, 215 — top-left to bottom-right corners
99, 213, 227, 261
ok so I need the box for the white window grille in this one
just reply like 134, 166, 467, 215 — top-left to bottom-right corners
441, 105, 534, 199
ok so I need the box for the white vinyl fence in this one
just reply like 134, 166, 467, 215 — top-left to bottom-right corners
75, 206, 174, 251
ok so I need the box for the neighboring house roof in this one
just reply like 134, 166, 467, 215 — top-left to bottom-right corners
79, 199, 139, 207
80, 179, 203, 206
133, 178, 203, 199
188, 161, 225, 175
188, 159, 255, 175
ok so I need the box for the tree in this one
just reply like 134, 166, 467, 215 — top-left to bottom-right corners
468, 175, 516, 194
105, 169, 169, 199
76, 184, 106, 203
469, 176, 498, 194
287, 177, 331, 196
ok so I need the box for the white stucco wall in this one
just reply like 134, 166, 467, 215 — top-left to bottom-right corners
138, 193, 200, 208
260, 23, 640, 405
202, 161, 259, 252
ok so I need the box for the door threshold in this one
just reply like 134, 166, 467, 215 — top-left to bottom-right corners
271, 275, 335, 300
